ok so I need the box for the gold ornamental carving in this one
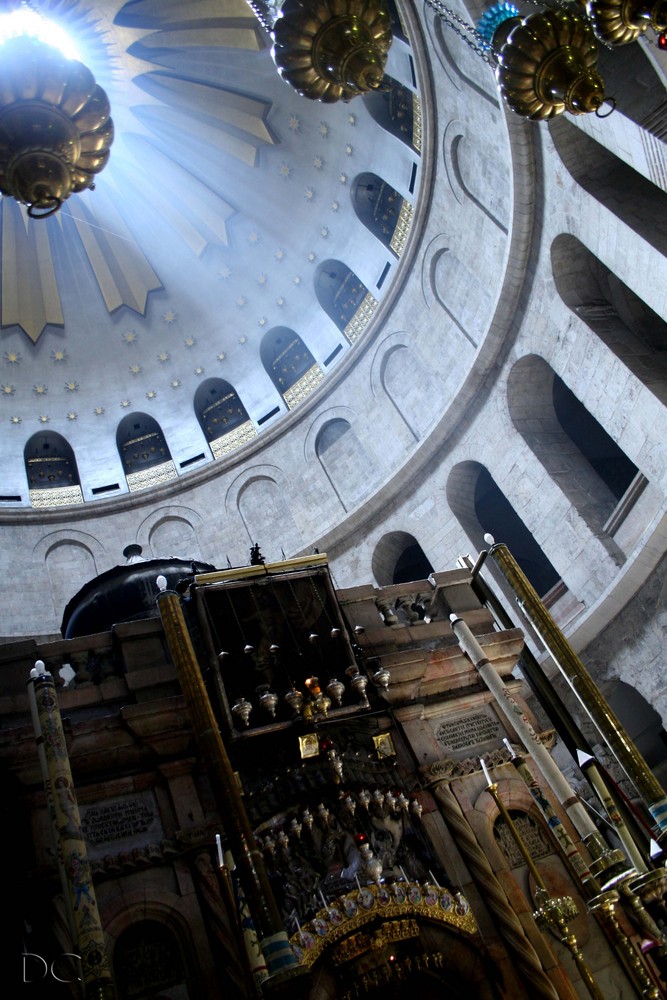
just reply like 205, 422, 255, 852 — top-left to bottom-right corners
126, 460, 178, 493
390, 199, 413, 257
210, 420, 257, 459
29, 484, 84, 508
344, 291, 378, 343
289, 882, 476, 969
272, 0, 393, 103
332, 918, 420, 964
283, 363, 325, 409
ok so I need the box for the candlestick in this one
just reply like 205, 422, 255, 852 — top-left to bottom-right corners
481, 757, 493, 787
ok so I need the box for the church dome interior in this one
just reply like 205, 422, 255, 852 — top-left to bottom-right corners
1, 1, 667, 996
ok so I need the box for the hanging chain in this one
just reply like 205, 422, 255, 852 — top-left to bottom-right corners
422, 0, 499, 64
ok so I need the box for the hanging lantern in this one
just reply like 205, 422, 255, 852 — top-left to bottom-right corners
346, 664, 370, 707
585, 0, 667, 46
0, 34, 113, 217
270, 0, 392, 103
326, 676, 345, 706
257, 684, 279, 717
232, 696, 253, 727
492, 7, 607, 119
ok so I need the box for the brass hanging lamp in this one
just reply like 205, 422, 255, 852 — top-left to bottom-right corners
0, 21, 113, 218
584, 0, 667, 46
425, 0, 610, 120
247, 0, 392, 102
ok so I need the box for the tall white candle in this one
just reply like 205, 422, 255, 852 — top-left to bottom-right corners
215, 833, 224, 868
481, 757, 493, 787
429, 870, 441, 889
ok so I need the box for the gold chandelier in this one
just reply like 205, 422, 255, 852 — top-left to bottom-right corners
248, 0, 393, 102
0, 25, 113, 217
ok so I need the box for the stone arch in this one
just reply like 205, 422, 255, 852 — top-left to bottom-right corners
607, 680, 667, 780
226, 466, 303, 563
549, 119, 667, 258
551, 233, 667, 406
116, 412, 177, 492
314, 416, 377, 513
443, 121, 509, 232
420, 237, 489, 348
372, 531, 434, 586
103, 891, 206, 1000
507, 354, 638, 546
193, 377, 255, 459
351, 171, 406, 254
447, 461, 560, 597
596, 42, 667, 133
24, 429, 83, 507
260, 326, 322, 408
32, 530, 105, 631
136, 506, 205, 562
371, 334, 435, 440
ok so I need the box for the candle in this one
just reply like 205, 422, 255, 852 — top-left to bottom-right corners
481, 757, 493, 786
319, 889, 330, 913
215, 833, 223, 868
355, 874, 361, 890
400, 866, 409, 883
295, 916, 304, 942
429, 870, 441, 889
503, 737, 516, 758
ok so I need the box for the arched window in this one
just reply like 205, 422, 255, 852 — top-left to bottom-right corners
24, 431, 83, 507
116, 412, 177, 492
364, 76, 420, 151
114, 920, 191, 999
507, 355, 640, 545
351, 172, 411, 256
551, 234, 667, 406
447, 461, 560, 598
315, 260, 377, 343
194, 377, 255, 458
260, 327, 322, 409
372, 531, 433, 586
549, 119, 667, 259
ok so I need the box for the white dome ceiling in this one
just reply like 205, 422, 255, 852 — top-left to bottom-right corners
1, 0, 425, 502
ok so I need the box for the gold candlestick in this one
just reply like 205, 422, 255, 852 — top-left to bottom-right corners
481, 758, 606, 1000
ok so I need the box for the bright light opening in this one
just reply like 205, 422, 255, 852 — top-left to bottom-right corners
0, 9, 80, 60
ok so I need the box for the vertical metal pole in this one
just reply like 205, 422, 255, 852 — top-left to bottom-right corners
485, 541, 667, 838
29, 662, 115, 1000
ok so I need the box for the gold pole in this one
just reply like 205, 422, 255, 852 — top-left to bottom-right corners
155, 577, 307, 992
29, 662, 116, 1000
481, 759, 606, 1000
486, 540, 667, 839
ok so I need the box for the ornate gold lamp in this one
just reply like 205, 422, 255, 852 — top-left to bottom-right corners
248, 0, 392, 102
0, 23, 113, 217
585, 0, 667, 46
425, 0, 610, 119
